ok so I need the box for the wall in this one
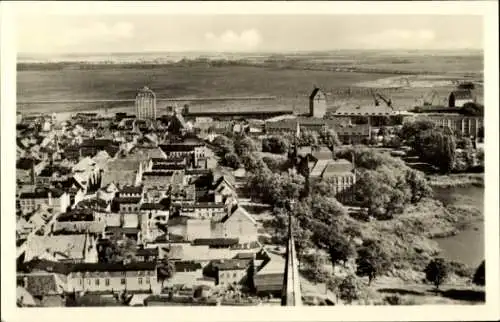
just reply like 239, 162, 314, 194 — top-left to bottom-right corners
218, 268, 247, 287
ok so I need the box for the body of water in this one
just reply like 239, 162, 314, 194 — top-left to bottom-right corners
433, 185, 484, 268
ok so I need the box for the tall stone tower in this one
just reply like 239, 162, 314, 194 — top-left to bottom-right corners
135, 86, 157, 120
309, 87, 327, 118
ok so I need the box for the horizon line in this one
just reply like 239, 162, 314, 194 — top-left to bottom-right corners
18, 48, 484, 57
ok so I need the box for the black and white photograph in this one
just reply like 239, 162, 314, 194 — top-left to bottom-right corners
1, 1, 498, 321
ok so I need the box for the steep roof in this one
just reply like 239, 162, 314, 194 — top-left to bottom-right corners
221, 205, 257, 225
24, 235, 87, 262
321, 159, 354, 177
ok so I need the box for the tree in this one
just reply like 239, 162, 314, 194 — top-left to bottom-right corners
355, 169, 399, 218
262, 136, 289, 154
327, 233, 355, 267
337, 275, 362, 304
424, 258, 449, 290
472, 260, 485, 286
211, 135, 234, 158
405, 169, 432, 203
234, 135, 258, 157
310, 195, 347, 226
318, 128, 340, 148
300, 130, 319, 147
355, 239, 391, 284
262, 156, 288, 173
157, 258, 176, 289
399, 120, 435, 147
241, 153, 267, 173
222, 152, 241, 170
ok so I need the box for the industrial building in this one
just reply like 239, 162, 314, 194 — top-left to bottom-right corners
135, 86, 157, 120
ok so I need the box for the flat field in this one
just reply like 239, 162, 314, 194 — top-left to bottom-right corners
17, 51, 484, 115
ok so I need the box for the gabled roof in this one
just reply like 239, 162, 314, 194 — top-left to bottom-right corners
221, 205, 257, 225
321, 159, 354, 177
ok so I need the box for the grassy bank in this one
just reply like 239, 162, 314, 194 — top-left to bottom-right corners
344, 198, 482, 278
428, 173, 484, 188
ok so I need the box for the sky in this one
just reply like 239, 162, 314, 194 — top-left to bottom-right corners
16, 14, 484, 54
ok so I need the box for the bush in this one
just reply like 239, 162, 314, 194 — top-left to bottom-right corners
384, 295, 402, 305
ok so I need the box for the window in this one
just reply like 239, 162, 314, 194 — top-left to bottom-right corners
138, 277, 143, 285
87, 279, 91, 285
79, 279, 83, 285
95, 279, 100, 286
121, 278, 126, 285
145, 277, 150, 284
105, 278, 110, 286
233, 273, 237, 278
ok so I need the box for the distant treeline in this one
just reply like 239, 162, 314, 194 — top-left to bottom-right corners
16, 58, 477, 77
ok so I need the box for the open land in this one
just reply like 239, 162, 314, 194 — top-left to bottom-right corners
17, 51, 483, 115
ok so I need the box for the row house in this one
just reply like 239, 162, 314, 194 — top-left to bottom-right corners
18, 188, 70, 215
178, 202, 227, 221
159, 143, 207, 168
19, 259, 161, 295
142, 171, 176, 190
212, 258, 252, 287
115, 197, 143, 213
408, 113, 483, 138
